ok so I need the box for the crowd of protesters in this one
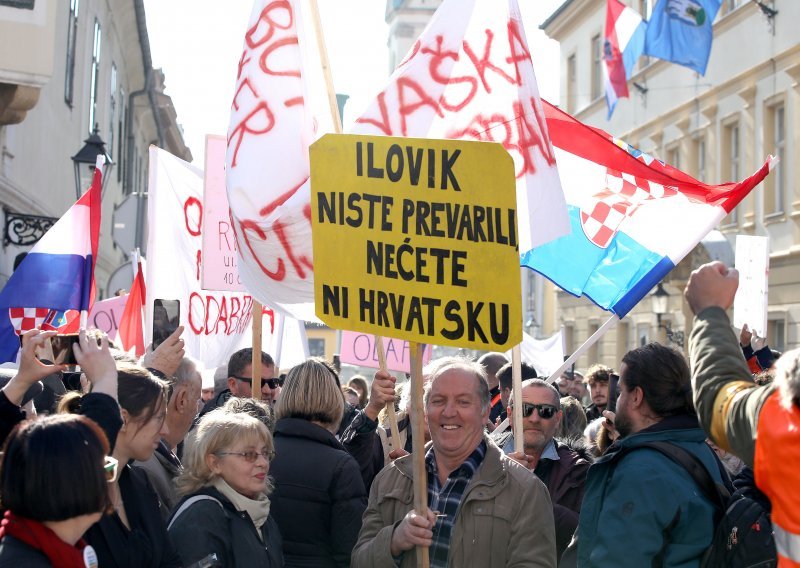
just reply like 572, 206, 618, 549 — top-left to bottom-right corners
0, 261, 797, 566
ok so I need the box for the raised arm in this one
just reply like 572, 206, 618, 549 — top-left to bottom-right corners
685, 262, 773, 466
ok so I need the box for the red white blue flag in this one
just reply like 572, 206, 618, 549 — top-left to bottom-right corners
0, 157, 102, 362
604, 0, 647, 118
522, 102, 775, 317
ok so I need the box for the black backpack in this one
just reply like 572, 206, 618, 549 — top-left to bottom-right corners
632, 441, 777, 568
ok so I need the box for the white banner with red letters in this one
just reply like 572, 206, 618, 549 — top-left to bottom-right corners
352, 0, 568, 252
146, 147, 256, 369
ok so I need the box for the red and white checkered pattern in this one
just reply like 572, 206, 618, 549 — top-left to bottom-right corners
8, 307, 51, 336
580, 169, 678, 248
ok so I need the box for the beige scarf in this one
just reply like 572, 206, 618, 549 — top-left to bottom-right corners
212, 477, 271, 540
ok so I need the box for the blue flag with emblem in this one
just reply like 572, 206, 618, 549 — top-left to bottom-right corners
644, 0, 722, 75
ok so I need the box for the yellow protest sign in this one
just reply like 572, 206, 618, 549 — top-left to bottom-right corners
310, 134, 521, 351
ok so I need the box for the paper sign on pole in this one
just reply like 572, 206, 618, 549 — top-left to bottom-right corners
310, 134, 521, 351
87, 295, 128, 341
733, 235, 769, 337
339, 330, 432, 374
202, 135, 245, 292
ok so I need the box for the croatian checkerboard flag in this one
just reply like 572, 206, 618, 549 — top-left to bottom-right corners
604, 0, 647, 119
521, 102, 775, 317
0, 157, 102, 362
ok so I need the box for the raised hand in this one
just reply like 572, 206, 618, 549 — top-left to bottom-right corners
364, 369, 396, 421
142, 325, 185, 377
685, 261, 739, 315
3, 329, 67, 406
73, 329, 118, 399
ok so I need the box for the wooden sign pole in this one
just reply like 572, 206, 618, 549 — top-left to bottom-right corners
251, 300, 262, 401
376, 336, 401, 453
511, 344, 524, 454
409, 342, 430, 568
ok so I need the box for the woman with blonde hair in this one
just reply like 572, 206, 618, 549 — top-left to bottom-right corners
269, 358, 366, 567
167, 410, 282, 567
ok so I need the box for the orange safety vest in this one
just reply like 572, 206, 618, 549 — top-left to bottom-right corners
755, 391, 800, 567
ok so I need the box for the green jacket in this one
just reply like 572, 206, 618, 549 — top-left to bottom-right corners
576, 417, 723, 567
351, 435, 556, 568
689, 307, 774, 466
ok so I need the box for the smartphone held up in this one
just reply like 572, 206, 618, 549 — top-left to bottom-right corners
152, 299, 180, 349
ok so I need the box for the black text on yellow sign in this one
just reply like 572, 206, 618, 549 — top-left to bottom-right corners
310, 134, 521, 351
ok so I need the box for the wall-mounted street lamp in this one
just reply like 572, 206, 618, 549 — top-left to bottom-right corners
71, 124, 114, 199
650, 282, 684, 348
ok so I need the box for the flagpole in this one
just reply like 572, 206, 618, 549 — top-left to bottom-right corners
308, 0, 343, 134
546, 315, 619, 384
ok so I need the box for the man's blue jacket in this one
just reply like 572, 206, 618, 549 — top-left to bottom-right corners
577, 414, 723, 567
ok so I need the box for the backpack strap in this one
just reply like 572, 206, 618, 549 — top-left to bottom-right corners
632, 441, 729, 511
167, 494, 224, 531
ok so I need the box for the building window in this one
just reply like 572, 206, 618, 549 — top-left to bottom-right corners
564, 323, 575, 355
694, 137, 706, 182
767, 319, 785, 352
64, 0, 79, 106
722, 122, 740, 225
118, 90, 125, 184
726, 0, 742, 13
566, 54, 577, 113
108, 63, 116, 160
637, 323, 649, 347
308, 338, 325, 358
88, 18, 102, 134
591, 34, 602, 101
667, 145, 680, 170
764, 102, 785, 215
633, 1, 651, 71
616, 321, 629, 363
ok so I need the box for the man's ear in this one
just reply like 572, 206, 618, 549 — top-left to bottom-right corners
175, 385, 188, 413
632, 386, 645, 409
227, 377, 237, 395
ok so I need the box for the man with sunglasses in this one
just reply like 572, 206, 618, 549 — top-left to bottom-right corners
198, 348, 278, 419
492, 378, 593, 561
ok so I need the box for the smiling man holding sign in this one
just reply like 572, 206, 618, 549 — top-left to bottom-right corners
312, 133, 554, 567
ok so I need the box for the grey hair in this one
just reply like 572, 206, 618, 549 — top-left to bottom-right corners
422, 357, 491, 412
776, 348, 800, 410
398, 358, 451, 414
510, 378, 562, 409
173, 356, 202, 388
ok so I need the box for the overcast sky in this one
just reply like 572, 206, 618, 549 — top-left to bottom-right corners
143, 0, 563, 165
